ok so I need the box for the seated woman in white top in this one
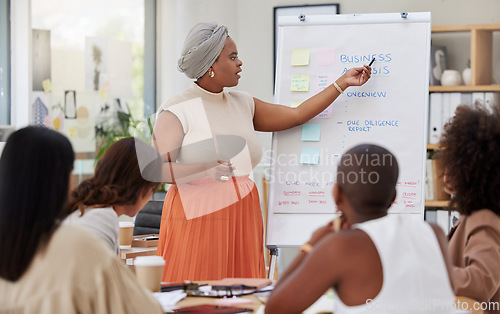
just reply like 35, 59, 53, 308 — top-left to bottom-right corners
0, 126, 163, 313
266, 144, 455, 314
65, 137, 161, 254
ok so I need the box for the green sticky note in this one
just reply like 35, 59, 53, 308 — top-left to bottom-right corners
300, 147, 321, 165
291, 48, 310, 66
302, 124, 321, 142
291, 74, 310, 92
291, 101, 303, 108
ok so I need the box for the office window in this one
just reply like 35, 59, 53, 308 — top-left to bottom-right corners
31, 0, 154, 155
0, 0, 10, 125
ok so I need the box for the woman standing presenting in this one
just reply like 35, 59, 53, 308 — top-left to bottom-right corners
153, 22, 371, 282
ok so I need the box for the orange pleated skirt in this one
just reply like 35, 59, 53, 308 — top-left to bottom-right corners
156, 176, 266, 282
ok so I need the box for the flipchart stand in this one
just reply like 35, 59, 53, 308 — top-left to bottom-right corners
266, 245, 279, 280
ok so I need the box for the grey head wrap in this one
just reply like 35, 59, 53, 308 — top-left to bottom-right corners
178, 22, 229, 79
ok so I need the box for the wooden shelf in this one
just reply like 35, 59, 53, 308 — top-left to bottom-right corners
431, 23, 500, 87
425, 200, 450, 207
432, 24, 500, 33
429, 85, 500, 92
426, 144, 442, 150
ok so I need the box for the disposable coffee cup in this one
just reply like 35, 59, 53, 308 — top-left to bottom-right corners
119, 221, 134, 246
134, 256, 165, 292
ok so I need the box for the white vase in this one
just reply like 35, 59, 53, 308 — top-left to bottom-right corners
441, 70, 462, 86
462, 68, 471, 85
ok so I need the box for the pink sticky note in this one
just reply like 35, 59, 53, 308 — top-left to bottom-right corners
314, 105, 333, 119
317, 48, 335, 66
315, 74, 334, 93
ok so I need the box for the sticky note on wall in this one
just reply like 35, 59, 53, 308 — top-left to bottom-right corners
300, 147, 321, 165
301, 124, 321, 142
291, 74, 310, 92
291, 48, 310, 66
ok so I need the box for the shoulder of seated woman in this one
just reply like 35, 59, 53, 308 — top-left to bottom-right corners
467, 209, 500, 230
318, 229, 375, 255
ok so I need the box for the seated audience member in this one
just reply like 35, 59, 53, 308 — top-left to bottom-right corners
265, 144, 455, 314
0, 127, 163, 313
65, 137, 161, 254
441, 103, 500, 311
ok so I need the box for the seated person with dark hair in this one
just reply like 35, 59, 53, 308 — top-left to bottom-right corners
266, 144, 455, 314
65, 137, 161, 255
441, 103, 500, 312
0, 127, 163, 313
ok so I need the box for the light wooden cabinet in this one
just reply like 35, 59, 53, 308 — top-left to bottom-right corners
429, 24, 500, 92
425, 23, 500, 209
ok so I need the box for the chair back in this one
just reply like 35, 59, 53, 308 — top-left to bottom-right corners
133, 200, 163, 236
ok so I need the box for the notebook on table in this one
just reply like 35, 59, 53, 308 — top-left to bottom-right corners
172, 304, 252, 313
210, 278, 272, 290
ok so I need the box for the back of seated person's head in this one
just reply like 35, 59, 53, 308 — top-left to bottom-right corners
68, 137, 160, 215
0, 126, 74, 281
439, 103, 500, 216
336, 144, 399, 217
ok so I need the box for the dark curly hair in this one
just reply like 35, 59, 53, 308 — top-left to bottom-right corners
438, 103, 500, 216
68, 137, 160, 215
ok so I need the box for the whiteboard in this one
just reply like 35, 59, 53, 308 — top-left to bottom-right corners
266, 12, 431, 247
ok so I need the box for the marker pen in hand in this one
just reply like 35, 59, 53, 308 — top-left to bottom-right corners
368, 57, 375, 67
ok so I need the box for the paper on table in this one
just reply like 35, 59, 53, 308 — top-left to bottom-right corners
153, 290, 187, 312
210, 278, 272, 290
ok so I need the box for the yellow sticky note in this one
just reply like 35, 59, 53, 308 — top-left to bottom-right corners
291, 101, 303, 108
68, 126, 77, 139
291, 74, 310, 92
98, 88, 107, 99
291, 49, 310, 66
42, 79, 52, 92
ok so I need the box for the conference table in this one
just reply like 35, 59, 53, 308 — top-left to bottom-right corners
163, 283, 334, 314
120, 246, 157, 260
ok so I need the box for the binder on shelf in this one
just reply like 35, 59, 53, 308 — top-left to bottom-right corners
441, 93, 450, 128
425, 159, 434, 201
485, 92, 500, 111
428, 93, 443, 144
472, 92, 485, 106
447, 92, 461, 122
425, 209, 437, 223
436, 210, 450, 233
461, 93, 473, 107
